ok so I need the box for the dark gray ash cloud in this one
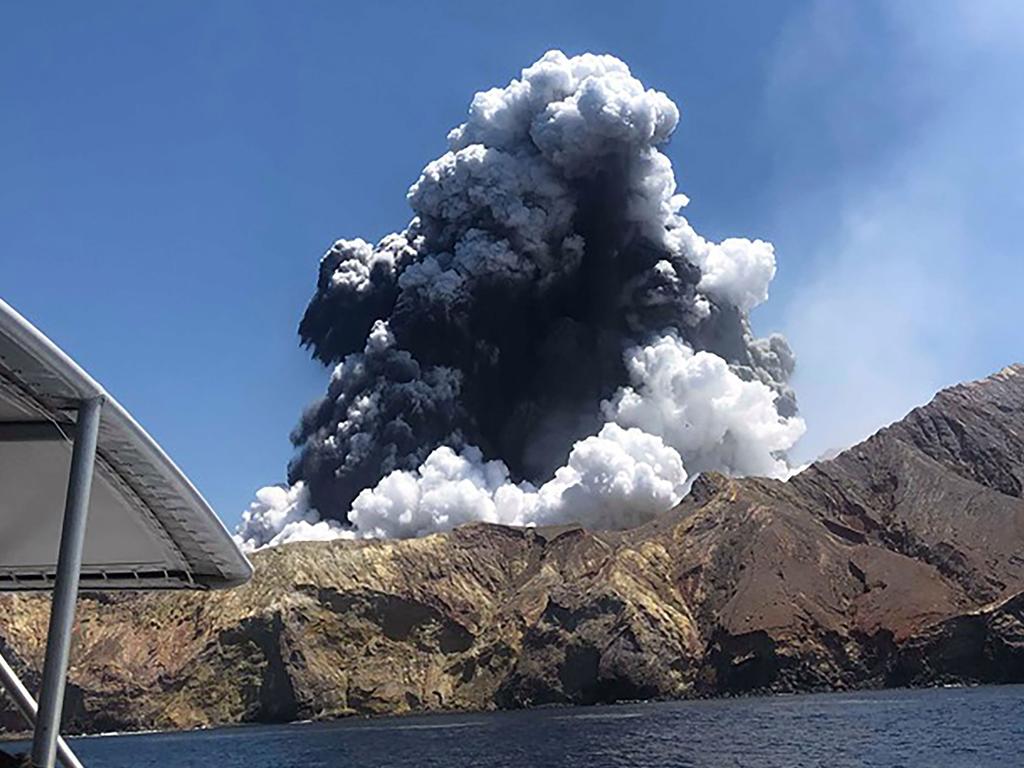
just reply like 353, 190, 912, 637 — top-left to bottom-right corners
237, 51, 803, 548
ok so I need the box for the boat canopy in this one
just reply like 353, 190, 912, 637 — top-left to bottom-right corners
0, 297, 253, 768
0, 298, 251, 589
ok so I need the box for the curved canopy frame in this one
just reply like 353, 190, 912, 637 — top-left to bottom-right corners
0, 298, 253, 768
0, 298, 251, 589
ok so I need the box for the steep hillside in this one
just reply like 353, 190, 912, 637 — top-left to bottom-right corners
1, 365, 1022, 735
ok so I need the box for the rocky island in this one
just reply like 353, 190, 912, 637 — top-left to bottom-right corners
1, 365, 1022, 736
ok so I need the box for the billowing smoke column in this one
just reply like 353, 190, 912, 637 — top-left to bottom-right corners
236, 50, 804, 549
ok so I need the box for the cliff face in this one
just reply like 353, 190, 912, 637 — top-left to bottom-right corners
1, 365, 1022, 734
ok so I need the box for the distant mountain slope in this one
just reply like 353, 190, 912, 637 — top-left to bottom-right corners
886, 365, 1024, 498
1, 364, 1022, 735
789, 363, 1024, 604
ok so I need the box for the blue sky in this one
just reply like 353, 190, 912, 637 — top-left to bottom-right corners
3, 1, 1021, 528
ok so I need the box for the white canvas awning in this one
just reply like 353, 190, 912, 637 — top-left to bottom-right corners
0, 298, 252, 591
0, 297, 252, 768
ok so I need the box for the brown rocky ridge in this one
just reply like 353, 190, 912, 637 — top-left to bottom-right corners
1, 364, 1022, 736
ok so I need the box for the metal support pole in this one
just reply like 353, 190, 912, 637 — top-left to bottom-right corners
0, 652, 85, 768
30, 396, 103, 768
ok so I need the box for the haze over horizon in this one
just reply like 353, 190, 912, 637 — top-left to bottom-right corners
2, 1, 1021, 530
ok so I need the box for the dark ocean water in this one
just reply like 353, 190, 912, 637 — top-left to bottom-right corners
6, 686, 1024, 767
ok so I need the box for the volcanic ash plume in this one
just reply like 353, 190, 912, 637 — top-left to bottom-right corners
235, 50, 804, 550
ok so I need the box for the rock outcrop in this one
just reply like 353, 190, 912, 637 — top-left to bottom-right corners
891, 590, 1024, 687
0, 365, 1022, 735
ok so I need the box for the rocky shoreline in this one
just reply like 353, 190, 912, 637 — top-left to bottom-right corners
1, 365, 1022, 736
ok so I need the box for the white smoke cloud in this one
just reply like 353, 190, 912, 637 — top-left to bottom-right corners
239, 425, 688, 549
345, 422, 688, 540
606, 334, 805, 478
408, 145, 578, 268
234, 482, 353, 550
237, 431, 681, 551
327, 239, 391, 293
237, 335, 803, 549
447, 51, 678, 162
528, 62, 679, 171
